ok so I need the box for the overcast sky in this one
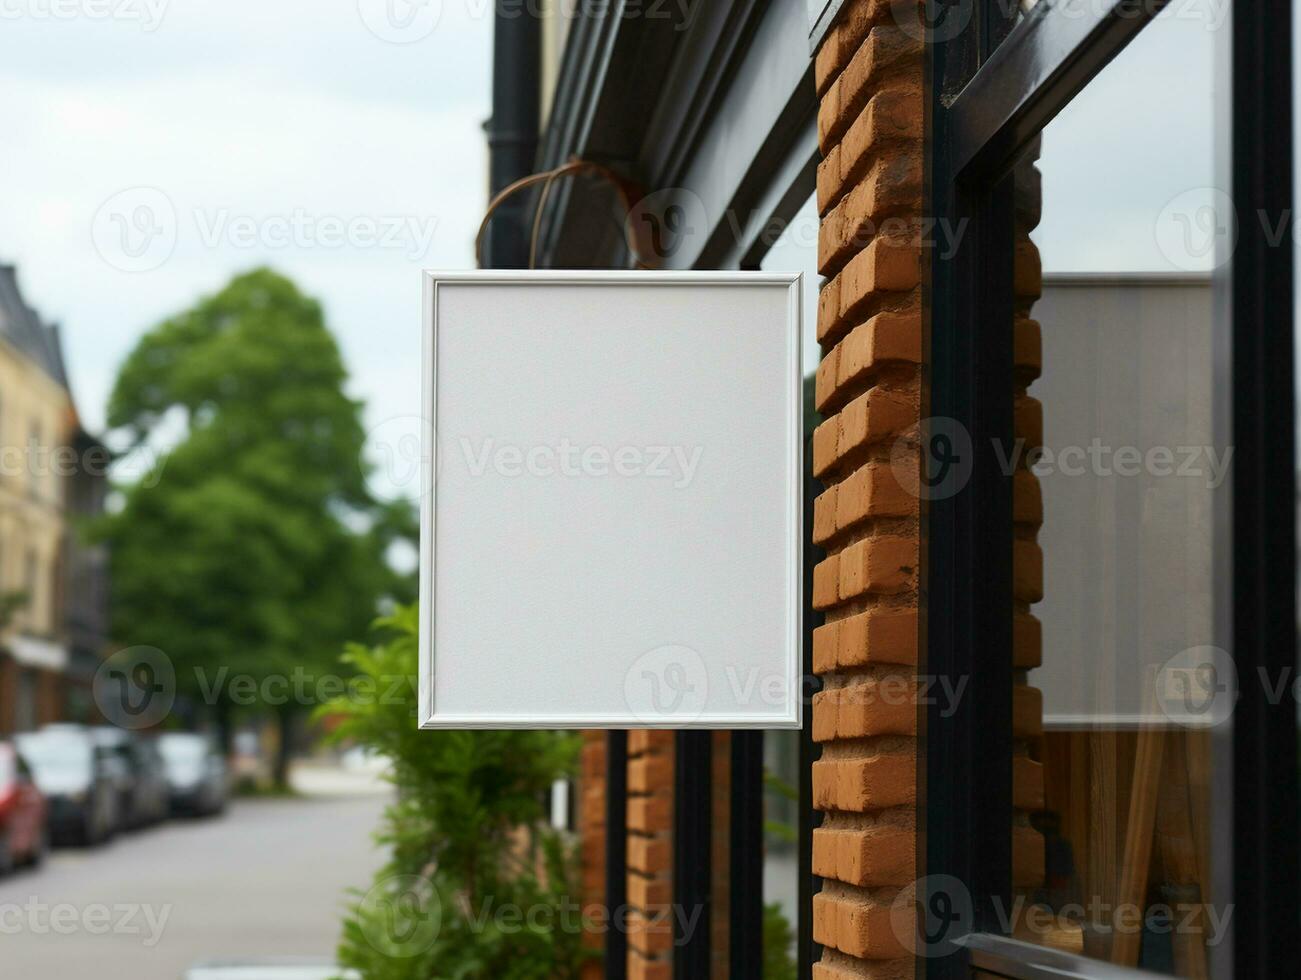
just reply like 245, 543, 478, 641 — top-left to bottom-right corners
0, 0, 492, 486
0, 0, 1235, 484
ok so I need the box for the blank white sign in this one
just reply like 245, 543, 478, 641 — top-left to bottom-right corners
419, 271, 802, 729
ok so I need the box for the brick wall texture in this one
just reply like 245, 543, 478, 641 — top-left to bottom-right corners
1012, 156, 1047, 899
811, 4, 1047, 975
627, 729, 674, 980
580, 730, 607, 980
810, 3, 924, 977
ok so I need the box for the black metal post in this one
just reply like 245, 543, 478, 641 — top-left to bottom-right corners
923, 3, 1018, 975
729, 731, 764, 977
605, 731, 628, 980
673, 730, 712, 978
484, 0, 540, 268
1231, 1, 1299, 977
798, 425, 824, 979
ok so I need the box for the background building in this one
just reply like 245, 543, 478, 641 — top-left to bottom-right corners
0, 264, 109, 734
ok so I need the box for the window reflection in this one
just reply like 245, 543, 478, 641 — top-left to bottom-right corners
1014, 3, 1223, 973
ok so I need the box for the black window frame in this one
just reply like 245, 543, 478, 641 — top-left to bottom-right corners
923, 1, 1298, 979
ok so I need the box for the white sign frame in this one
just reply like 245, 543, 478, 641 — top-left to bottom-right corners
419, 270, 803, 730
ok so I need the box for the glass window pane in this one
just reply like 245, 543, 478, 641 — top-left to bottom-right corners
1014, 2, 1226, 973
759, 190, 819, 979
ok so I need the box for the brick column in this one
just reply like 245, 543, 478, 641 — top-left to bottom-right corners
1012, 162, 1047, 914
627, 729, 673, 979
809, 2, 922, 977
808, 6, 1049, 974
579, 731, 607, 980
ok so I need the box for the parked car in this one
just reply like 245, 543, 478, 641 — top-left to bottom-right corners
0, 741, 47, 872
158, 733, 228, 816
15, 728, 120, 845
91, 727, 170, 829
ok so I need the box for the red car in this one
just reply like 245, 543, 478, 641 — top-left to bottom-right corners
0, 741, 48, 873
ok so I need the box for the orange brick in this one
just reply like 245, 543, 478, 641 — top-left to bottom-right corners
813, 415, 839, 477
1015, 237, 1042, 300
821, 84, 924, 212
817, 344, 842, 409
1015, 317, 1042, 379
1012, 684, 1043, 739
818, 145, 844, 215
814, 826, 915, 886
1013, 825, 1046, 888
628, 955, 670, 980
814, 484, 840, 545
835, 678, 917, 738
1013, 469, 1043, 525
814, 890, 907, 959
628, 835, 670, 874
824, 237, 920, 341
1015, 395, 1043, 449
815, 24, 843, 96
820, 152, 924, 275
814, 0, 909, 95
814, 754, 916, 811
819, 26, 922, 153
1013, 613, 1042, 669
628, 754, 670, 794
838, 535, 917, 600
627, 795, 670, 831
820, 311, 922, 412
837, 608, 918, 668
812, 690, 840, 742
629, 729, 672, 755
628, 874, 671, 909
834, 461, 916, 532
813, 553, 842, 610
1014, 756, 1045, 811
813, 619, 841, 673
813, 682, 917, 741
1014, 539, 1043, 604
627, 908, 673, 956
835, 388, 914, 462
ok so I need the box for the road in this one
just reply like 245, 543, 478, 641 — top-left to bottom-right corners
0, 766, 391, 979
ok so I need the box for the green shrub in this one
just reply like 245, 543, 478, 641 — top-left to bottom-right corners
319, 606, 587, 979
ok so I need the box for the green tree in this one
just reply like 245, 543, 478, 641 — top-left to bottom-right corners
319, 607, 587, 979
101, 268, 407, 782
